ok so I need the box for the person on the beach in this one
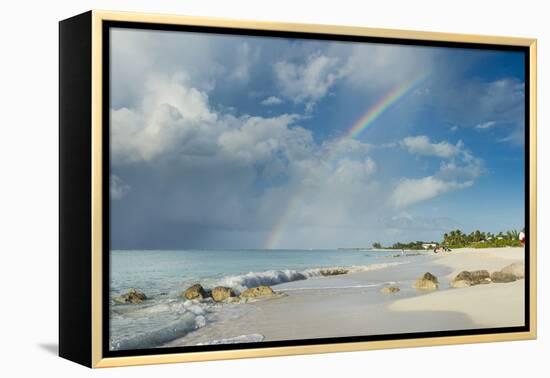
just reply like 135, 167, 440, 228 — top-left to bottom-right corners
520, 229, 526, 247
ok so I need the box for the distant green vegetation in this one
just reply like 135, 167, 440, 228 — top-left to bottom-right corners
391, 241, 435, 250
372, 228, 523, 250
372, 241, 436, 250
442, 229, 522, 249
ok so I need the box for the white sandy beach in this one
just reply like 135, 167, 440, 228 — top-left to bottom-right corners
165, 247, 525, 347
390, 248, 525, 328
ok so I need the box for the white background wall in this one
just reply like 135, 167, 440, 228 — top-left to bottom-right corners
0, 0, 547, 376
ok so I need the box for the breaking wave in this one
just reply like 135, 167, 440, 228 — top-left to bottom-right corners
217, 262, 405, 292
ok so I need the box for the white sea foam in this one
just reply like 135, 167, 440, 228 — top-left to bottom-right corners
110, 299, 211, 351
217, 262, 405, 292
195, 315, 207, 328
110, 312, 201, 351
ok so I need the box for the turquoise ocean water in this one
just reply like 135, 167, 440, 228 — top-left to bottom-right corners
109, 249, 403, 351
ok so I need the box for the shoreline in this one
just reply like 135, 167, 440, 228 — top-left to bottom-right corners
163, 247, 525, 347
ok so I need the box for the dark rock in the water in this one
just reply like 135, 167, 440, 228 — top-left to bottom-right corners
451, 270, 490, 288
413, 272, 439, 290
184, 284, 208, 300
240, 285, 275, 298
490, 271, 518, 283
113, 288, 147, 304
380, 286, 400, 294
320, 268, 349, 276
211, 286, 235, 302
500, 262, 525, 279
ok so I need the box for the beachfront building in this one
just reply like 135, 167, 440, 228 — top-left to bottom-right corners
422, 243, 437, 249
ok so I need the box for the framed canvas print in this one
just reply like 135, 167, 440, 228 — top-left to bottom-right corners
59, 10, 537, 368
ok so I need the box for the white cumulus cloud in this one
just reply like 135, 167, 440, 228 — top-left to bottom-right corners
111, 73, 219, 163
390, 176, 473, 208
274, 53, 344, 104
391, 135, 484, 208
261, 96, 283, 106
400, 136, 462, 158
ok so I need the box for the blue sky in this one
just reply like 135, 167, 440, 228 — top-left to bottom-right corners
109, 28, 525, 249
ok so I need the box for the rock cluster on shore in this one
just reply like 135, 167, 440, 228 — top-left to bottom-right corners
183, 283, 277, 302
451, 262, 524, 288
114, 283, 280, 306
113, 288, 147, 304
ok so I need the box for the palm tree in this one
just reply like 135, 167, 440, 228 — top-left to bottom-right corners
507, 230, 519, 240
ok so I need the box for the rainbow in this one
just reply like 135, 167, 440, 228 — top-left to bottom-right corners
345, 72, 428, 139
264, 194, 303, 250
264, 73, 428, 249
